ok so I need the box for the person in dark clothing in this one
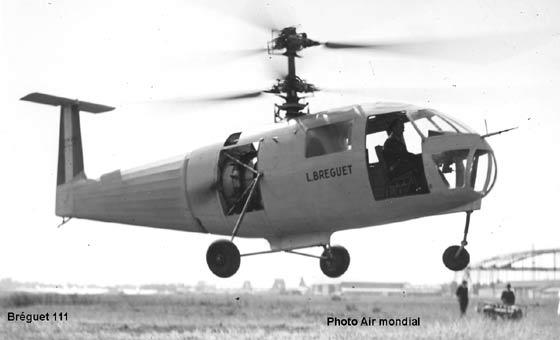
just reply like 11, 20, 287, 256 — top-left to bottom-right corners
501, 283, 515, 306
383, 118, 425, 188
455, 280, 469, 316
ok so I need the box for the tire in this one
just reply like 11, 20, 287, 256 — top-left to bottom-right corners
442, 245, 470, 271
206, 239, 240, 278
320, 246, 350, 278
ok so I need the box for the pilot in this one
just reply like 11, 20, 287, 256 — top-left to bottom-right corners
383, 118, 424, 186
501, 283, 515, 306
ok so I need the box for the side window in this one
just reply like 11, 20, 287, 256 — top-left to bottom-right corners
305, 120, 353, 158
224, 132, 241, 146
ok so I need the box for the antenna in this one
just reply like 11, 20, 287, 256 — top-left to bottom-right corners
484, 119, 488, 135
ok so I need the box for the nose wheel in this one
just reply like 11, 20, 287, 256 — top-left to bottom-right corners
320, 245, 350, 278
442, 211, 472, 272
443, 245, 470, 271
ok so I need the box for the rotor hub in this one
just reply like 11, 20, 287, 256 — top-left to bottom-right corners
266, 27, 322, 120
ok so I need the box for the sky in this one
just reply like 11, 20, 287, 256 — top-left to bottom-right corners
1, 0, 559, 289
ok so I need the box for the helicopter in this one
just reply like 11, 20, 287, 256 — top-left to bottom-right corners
21, 26, 516, 279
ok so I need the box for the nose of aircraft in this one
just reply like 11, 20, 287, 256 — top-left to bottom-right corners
423, 133, 496, 196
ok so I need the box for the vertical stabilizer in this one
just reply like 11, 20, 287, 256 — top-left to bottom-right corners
20, 92, 114, 216
57, 103, 86, 185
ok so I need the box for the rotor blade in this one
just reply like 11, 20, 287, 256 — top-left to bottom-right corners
323, 42, 387, 49
167, 47, 269, 68
209, 91, 266, 101
194, 1, 282, 32
235, 7, 281, 32
150, 90, 267, 106
223, 47, 269, 58
315, 85, 522, 106
322, 30, 553, 63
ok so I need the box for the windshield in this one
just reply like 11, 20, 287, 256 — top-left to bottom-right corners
407, 109, 475, 138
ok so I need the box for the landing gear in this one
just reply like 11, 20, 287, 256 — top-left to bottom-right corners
208, 243, 351, 279
443, 211, 472, 271
320, 245, 350, 278
442, 245, 470, 271
206, 152, 263, 278
206, 240, 240, 278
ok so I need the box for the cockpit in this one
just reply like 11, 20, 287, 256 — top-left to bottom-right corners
364, 104, 496, 201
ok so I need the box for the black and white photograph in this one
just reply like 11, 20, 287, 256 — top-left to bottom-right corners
1, 0, 560, 339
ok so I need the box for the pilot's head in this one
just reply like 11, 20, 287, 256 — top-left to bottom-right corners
388, 118, 405, 135
462, 280, 468, 286
506, 283, 511, 290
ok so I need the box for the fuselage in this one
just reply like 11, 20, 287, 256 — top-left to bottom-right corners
57, 102, 496, 250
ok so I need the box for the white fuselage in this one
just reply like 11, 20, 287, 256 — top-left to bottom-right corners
57, 103, 495, 250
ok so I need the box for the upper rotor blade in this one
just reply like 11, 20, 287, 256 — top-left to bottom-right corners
322, 30, 552, 63
225, 47, 269, 58
323, 42, 387, 49
195, 1, 283, 32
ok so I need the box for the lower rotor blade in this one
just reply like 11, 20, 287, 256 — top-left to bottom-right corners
209, 91, 265, 101
150, 91, 266, 106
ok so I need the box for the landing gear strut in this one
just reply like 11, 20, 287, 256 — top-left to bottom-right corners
442, 211, 472, 271
206, 152, 262, 278
320, 245, 350, 278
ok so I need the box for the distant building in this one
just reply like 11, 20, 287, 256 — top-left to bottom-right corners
311, 283, 340, 296
297, 277, 309, 294
195, 281, 217, 293
477, 280, 560, 299
311, 282, 408, 296
340, 282, 406, 296
271, 279, 286, 294
468, 247, 560, 300
0, 278, 18, 291
241, 281, 253, 292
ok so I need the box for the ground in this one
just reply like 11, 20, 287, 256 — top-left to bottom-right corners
1, 293, 559, 339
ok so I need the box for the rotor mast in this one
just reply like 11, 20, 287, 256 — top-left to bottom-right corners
267, 27, 320, 121
283, 51, 303, 119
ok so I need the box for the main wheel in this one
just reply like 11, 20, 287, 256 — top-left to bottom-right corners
206, 240, 240, 278
442, 245, 470, 271
320, 246, 350, 278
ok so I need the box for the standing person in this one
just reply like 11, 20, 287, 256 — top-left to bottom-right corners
500, 283, 515, 306
455, 280, 469, 316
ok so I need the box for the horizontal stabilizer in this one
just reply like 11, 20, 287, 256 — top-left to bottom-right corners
20, 92, 115, 113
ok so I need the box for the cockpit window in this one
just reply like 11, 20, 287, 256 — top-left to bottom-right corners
432, 149, 469, 189
407, 109, 474, 138
429, 115, 460, 133
438, 112, 474, 133
471, 149, 496, 194
305, 120, 353, 158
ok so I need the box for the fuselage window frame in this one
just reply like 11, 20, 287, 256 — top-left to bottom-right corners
305, 120, 353, 158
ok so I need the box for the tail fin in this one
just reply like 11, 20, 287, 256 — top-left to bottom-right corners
21, 93, 114, 186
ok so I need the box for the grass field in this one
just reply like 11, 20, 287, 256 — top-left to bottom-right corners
1, 292, 559, 339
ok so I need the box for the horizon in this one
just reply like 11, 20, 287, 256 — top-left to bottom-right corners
1, 0, 560, 288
